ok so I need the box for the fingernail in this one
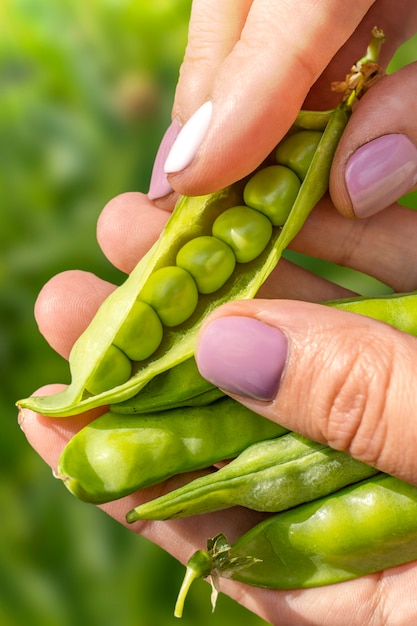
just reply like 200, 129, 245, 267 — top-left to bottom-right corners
148, 119, 181, 200
196, 316, 288, 401
164, 101, 213, 174
346, 134, 417, 218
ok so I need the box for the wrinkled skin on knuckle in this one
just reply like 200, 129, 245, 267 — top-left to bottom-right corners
318, 330, 394, 466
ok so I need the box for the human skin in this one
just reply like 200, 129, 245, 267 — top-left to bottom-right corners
19, 3, 417, 625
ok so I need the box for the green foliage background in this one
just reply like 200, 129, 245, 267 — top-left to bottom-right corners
1, 2, 416, 624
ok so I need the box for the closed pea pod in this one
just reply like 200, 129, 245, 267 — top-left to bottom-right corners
57, 397, 288, 504
175, 474, 417, 616
126, 432, 378, 521
325, 291, 417, 337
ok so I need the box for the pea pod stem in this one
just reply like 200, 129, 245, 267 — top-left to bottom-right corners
176, 474, 417, 615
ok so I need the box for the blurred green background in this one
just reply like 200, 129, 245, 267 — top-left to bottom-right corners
1, 2, 416, 625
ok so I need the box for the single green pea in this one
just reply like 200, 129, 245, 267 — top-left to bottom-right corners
176, 236, 236, 294
113, 299, 163, 361
212, 205, 273, 262
86, 344, 132, 396
140, 266, 198, 327
275, 130, 323, 180
243, 166, 301, 226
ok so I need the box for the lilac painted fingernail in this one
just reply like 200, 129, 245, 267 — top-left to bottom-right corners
164, 101, 213, 174
346, 134, 417, 218
196, 316, 288, 401
148, 119, 181, 200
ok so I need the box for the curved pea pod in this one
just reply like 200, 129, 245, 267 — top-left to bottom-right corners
110, 357, 223, 414
57, 397, 288, 504
127, 433, 378, 521
17, 103, 350, 417
175, 474, 417, 616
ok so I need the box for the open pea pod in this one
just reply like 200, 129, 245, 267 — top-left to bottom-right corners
17, 104, 349, 417
17, 29, 386, 418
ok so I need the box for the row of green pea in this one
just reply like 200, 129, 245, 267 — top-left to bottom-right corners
86, 129, 323, 395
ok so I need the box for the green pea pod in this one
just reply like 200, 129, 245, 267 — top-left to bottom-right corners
126, 432, 378, 521
325, 291, 417, 336
17, 104, 350, 417
110, 357, 224, 414
175, 474, 417, 616
57, 397, 288, 504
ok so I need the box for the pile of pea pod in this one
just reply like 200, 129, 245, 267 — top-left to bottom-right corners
16, 27, 417, 617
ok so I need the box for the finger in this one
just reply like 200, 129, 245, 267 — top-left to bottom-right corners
174, 0, 253, 114
330, 62, 417, 218
164, 0, 417, 197
34, 270, 116, 359
290, 196, 417, 293
258, 257, 354, 302
166, 0, 376, 194
195, 299, 417, 486
19, 384, 106, 469
96, 192, 170, 273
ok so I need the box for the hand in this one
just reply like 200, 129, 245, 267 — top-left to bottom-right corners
148, 0, 417, 200
20, 26, 417, 626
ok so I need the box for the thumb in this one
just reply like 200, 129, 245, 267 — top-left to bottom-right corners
195, 299, 417, 485
330, 62, 417, 219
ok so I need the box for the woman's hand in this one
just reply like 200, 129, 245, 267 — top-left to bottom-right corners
148, 0, 417, 200
19, 23, 417, 626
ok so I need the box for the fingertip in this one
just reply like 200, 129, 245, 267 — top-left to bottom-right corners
20, 383, 106, 471
34, 270, 115, 359
330, 65, 417, 219
97, 192, 171, 272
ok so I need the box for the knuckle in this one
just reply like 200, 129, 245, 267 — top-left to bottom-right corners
322, 331, 396, 466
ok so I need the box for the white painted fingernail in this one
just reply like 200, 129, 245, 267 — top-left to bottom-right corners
164, 101, 213, 174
